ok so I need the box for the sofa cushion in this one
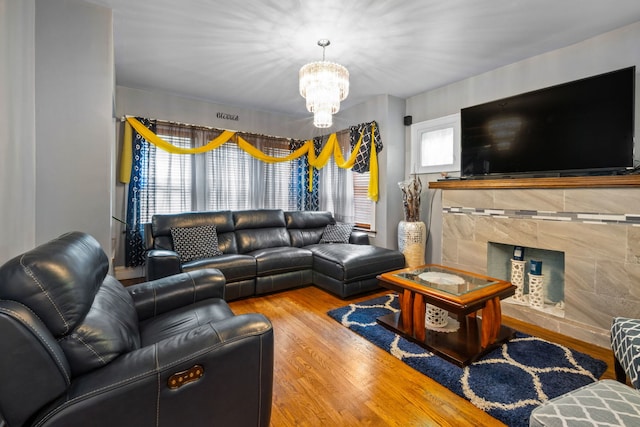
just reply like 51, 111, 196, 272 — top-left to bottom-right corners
310, 244, 406, 282
285, 210, 334, 247
234, 209, 286, 229
285, 210, 334, 229
233, 209, 291, 253
170, 225, 223, 262
235, 228, 291, 254
182, 254, 257, 282
289, 228, 326, 247
250, 247, 313, 276
320, 223, 354, 243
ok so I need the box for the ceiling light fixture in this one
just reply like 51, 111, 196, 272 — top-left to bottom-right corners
299, 39, 349, 128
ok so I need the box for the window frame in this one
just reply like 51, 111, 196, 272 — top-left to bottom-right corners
410, 113, 461, 174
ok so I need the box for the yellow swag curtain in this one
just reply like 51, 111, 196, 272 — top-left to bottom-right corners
120, 116, 379, 201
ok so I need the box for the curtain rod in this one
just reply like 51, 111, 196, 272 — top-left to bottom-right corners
121, 115, 360, 140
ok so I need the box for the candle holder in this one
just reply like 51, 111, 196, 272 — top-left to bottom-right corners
425, 304, 448, 327
510, 259, 528, 304
528, 273, 545, 308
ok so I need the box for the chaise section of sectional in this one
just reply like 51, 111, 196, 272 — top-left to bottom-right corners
284, 210, 406, 298
307, 243, 406, 298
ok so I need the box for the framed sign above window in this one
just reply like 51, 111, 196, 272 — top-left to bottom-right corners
410, 113, 460, 174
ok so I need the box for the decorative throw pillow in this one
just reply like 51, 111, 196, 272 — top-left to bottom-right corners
319, 223, 354, 244
170, 224, 223, 263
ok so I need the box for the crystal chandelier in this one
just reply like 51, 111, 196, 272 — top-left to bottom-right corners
299, 39, 349, 128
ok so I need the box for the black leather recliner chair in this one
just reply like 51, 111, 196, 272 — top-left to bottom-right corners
0, 232, 273, 427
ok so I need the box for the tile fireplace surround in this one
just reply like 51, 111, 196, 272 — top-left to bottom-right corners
430, 176, 640, 348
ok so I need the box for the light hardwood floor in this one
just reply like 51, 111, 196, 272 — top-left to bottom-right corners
229, 286, 617, 427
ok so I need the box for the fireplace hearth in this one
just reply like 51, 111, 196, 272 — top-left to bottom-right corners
432, 181, 640, 349
488, 242, 565, 317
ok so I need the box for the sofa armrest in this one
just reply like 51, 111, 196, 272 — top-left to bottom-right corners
127, 269, 226, 320
35, 314, 273, 427
349, 230, 370, 245
146, 249, 182, 280
143, 222, 154, 250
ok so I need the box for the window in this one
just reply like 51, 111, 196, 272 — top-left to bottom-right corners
140, 134, 193, 220
136, 123, 372, 228
353, 171, 374, 230
410, 113, 460, 174
205, 133, 297, 212
205, 141, 253, 211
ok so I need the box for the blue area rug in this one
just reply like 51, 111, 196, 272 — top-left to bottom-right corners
327, 293, 607, 427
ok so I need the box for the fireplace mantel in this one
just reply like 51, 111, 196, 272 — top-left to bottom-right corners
429, 175, 640, 190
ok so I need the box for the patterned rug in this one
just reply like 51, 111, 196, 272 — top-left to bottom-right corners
327, 293, 607, 427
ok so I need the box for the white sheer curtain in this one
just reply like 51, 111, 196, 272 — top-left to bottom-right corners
244, 133, 296, 210
140, 123, 194, 221
205, 132, 296, 211
205, 133, 253, 211
319, 131, 355, 223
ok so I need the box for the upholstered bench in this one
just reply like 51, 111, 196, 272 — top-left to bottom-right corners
611, 317, 640, 389
529, 379, 640, 426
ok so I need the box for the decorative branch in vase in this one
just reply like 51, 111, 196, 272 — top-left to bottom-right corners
398, 175, 422, 222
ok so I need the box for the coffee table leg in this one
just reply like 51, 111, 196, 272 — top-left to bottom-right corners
401, 289, 414, 335
491, 297, 502, 343
480, 297, 501, 348
413, 293, 426, 342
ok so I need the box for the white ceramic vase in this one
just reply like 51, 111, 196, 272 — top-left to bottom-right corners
397, 220, 427, 268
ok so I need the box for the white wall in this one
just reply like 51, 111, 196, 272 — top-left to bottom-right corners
338, 95, 406, 249
35, 0, 115, 256
406, 21, 640, 264
116, 86, 313, 140
0, 0, 36, 263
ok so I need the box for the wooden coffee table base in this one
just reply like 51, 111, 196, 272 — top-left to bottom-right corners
377, 311, 516, 367
377, 264, 517, 367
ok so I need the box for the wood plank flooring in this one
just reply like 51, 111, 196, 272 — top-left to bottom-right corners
229, 286, 617, 427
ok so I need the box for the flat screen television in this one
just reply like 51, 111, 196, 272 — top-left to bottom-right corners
460, 66, 635, 178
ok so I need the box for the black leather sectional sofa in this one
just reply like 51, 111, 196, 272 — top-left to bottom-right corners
145, 209, 406, 300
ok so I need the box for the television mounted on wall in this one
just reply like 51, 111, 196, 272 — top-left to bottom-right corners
460, 66, 636, 178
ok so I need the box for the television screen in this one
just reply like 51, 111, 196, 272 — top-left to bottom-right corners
460, 66, 635, 178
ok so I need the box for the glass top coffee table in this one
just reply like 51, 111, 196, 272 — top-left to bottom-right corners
377, 264, 516, 366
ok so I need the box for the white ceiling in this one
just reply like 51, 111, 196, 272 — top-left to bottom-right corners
85, 0, 640, 118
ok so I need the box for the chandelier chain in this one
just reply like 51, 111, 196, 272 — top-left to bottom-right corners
318, 39, 330, 61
